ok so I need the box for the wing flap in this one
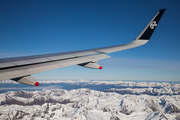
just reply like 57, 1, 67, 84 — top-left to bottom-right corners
13, 58, 50, 66
47, 54, 76, 61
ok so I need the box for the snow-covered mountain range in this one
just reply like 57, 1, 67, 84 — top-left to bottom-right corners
0, 88, 180, 120
1, 80, 180, 95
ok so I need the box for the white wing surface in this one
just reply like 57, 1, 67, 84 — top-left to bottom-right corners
0, 9, 165, 86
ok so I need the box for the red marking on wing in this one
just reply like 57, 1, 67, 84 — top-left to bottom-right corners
35, 82, 39, 86
99, 66, 102, 69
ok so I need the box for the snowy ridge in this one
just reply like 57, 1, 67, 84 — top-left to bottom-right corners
0, 88, 180, 120
103, 87, 180, 95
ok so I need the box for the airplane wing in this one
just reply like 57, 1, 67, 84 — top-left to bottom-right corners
0, 9, 165, 86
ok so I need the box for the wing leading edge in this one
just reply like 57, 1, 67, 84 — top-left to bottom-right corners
0, 9, 165, 86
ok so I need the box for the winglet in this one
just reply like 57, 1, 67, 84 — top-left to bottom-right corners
136, 9, 166, 40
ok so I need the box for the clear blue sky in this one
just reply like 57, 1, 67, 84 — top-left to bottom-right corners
0, 0, 180, 81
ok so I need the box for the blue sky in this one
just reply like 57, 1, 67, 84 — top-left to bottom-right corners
0, 0, 180, 81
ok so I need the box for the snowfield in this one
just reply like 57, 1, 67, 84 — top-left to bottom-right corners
0, 88, 180, 120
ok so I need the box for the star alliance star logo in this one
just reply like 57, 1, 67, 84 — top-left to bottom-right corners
150, 21, 157, 29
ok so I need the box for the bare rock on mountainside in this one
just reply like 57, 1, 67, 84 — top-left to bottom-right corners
168, 104, 180, 114
14, 90, 33, 98
1, 90, 73, 106
110, 115, 120, 120
147, 99, 159, 112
